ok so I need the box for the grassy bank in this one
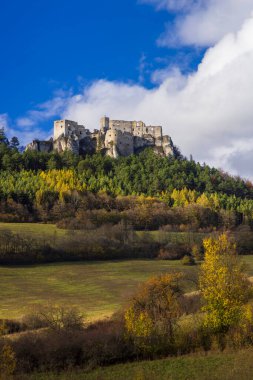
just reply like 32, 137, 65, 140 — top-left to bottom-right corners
0, 222, 66, 239
19, 348, 253, 380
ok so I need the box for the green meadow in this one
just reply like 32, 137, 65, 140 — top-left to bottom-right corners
0, 260, 198, 320
0, 222, 66, 239
0, 222, 253, 321
1, 256, 253, 321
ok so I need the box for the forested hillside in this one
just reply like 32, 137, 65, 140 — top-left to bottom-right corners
0, 139, 252, 197
1, 138, 253, 225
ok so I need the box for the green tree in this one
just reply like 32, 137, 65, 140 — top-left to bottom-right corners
0, 128, 9, 145
9, 136, 20, 149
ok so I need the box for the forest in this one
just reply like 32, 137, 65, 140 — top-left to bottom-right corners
0, 134, 253, 227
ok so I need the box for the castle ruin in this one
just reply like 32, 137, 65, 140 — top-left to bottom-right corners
26, 117, 175, 158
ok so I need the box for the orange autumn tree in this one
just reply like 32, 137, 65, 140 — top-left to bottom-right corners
125, 273, 183, 352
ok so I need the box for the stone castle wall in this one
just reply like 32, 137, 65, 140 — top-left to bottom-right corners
54, 120, 88, 140
105, 129, 134, 157
26, 139, 53, 153
26, 117, 175, 158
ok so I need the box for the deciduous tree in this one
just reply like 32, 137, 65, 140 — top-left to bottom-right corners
199, 233, 251, 335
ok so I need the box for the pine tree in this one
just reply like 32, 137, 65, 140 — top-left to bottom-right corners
0, 128, 9, 145
10, 136, 20, 149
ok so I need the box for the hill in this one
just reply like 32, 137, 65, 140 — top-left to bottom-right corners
0, 144, 253, 225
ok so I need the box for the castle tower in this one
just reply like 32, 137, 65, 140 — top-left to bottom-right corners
100, 116, 110, 133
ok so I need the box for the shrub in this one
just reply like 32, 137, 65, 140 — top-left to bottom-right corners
181, 255, 195, 266
124, 273, 184, 355
0, 319, 24, 335
0, 344, 16, 378
158, 243, 189, 260
23, 305, 84, 332
191, 243, 203, 261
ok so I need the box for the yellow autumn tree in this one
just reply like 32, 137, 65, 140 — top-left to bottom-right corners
199, 233, 251, 334
171, 188, 197, 207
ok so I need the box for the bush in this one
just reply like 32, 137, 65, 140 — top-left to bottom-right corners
158, 243, 189, 260
0, 343, 16, 378
180, 292, 201, 314
181, 255, 196, 266
191, 243, 203, 261
24, 305, 84, 332
0, 319, 24, 335
11, 316, 132, 373
125, 273, 184, 356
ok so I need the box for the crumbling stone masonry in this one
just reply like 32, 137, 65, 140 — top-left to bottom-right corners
26, 117, 176, 158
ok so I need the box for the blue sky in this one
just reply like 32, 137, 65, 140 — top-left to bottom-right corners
0, 0, 202, 131
1, 0, 253, 179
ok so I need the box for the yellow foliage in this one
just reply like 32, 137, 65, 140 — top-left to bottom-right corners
39, 169, 84, 193
125, 307, 153, 338
199, 233, 250, 333
196, 193, 212, 208
171, 188, 198, 207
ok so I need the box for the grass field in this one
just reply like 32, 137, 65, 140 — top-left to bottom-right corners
0, 260, 198, 320
0, 222, 205, 244
0, 222, 253, 321
0, 222, 66, 239
1, 256, 253, 321
20, 348, 253, 380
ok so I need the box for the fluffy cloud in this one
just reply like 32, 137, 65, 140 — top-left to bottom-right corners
62, 15, 253, 179
16, 90, 70, 128
143, 0, 253, 46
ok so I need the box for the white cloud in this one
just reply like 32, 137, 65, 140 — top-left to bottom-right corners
140, 0, 199, 12
151, 66, 186, 86
0, 113, 48, 145
8, 128, 51, 146
61, 15, 253, 180
16, 92, 70, 128
16, 117, 36, 128
11, 90, 72, 145
143, 0, 253, 47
